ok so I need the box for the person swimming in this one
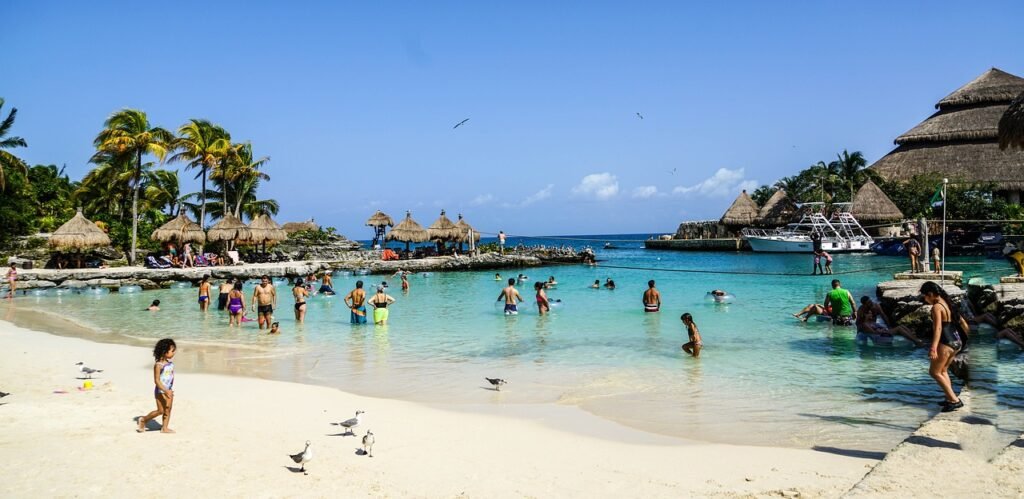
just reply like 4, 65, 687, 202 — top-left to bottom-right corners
591, 279, 600, 289
146, 299, 161, 311
604, 278, 616, 290
709, 289, 729, 303
494, 273, 502, 281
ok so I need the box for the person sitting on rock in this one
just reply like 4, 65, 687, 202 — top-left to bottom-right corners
996, 328, 1024, 350
855, 296, 923, 347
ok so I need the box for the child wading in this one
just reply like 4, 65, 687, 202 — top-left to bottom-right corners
137, 338, 177, 433
681, 313, 703, 358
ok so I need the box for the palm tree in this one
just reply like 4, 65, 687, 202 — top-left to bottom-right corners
217, 142, 270, 218
92, 109, 173, 264
0, 98, 28, 192
831, 150, 878, 201
169, 119, 230, 227
75, 159, 133, 219
142, 169, 182, 217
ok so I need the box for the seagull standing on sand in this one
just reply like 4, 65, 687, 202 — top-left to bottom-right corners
338, 410, 364, 435
75, 362, 103, 379
485, 377, 507, 391
289, 440, 313, 474
362, 430, 375, 457
453, 118, 469, 129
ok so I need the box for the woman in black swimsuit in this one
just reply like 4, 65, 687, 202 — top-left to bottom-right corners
292, 279, 309, 323
920, 281, 969, 412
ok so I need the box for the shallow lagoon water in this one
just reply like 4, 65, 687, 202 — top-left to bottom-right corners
4, 236, 1022, 451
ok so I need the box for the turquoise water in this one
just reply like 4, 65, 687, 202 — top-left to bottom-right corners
4, 237, 1023, 451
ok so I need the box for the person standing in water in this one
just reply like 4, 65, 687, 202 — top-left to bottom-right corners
811, 232, 823, 275
251, 275, 277, 330
197, 275, 211, 311
369, 285, 396, 325
824, 279, 855, 325
681, 313, 702, 357
400, 274, 410, 292
534, 282, 550, 315
5, 263, 17, 299
497, 278, 523, 315
345, 280, 367, 324
227, 281, 245, 327
920, 281, 968, 412
643, 280, 661, 313
292, 278, 309, 322
217, 278, 234, 311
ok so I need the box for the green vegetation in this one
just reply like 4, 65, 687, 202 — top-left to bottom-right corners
0, 98, 279, 259
751, 150, 880, 206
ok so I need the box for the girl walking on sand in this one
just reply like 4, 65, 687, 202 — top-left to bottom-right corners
137, 338, 177, 433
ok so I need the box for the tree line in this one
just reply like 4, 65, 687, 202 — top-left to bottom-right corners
0, 99, 277, 263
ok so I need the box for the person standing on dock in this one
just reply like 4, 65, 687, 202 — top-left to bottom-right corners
251, 275, 277, 330
344, 280, 367, 324
811, 233, 823, 275
498, 231, 506, 255
643, 280, 661, 313
904, 237, 921, 273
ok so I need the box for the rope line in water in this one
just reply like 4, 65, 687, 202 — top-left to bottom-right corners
589, 263, 912, 277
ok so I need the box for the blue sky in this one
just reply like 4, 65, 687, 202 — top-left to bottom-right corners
3, 1, 1023, 237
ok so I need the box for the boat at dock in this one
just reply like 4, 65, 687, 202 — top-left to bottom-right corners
741, 203, 874, 253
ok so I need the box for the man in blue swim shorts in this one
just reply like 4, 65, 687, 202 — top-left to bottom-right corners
497, 277, 523, 315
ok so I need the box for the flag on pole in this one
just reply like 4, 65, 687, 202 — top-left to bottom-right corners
930, 185, 945, 208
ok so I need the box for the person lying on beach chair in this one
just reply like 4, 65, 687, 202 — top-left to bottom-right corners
145, 256, 171, 269
226, 250, 245, 265
996, 328, 1024, 350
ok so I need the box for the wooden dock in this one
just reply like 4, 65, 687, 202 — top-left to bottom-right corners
643, 238, 750, 252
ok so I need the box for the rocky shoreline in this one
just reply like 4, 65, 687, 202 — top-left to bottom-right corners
7, 252, 584, 291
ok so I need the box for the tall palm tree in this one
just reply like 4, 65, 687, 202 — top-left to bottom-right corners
142, 169, 182, 217
216, 142, 270, 218
92, 109, 173, 264
74, 159, 133, 219
831, 150, 877, 201
0, 98, 29, 192
169, 119, 230, 227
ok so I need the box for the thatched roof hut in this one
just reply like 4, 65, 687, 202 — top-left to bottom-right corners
365, 210, 394, 228
755, 189, 797, 227
246, 214, 287, 244
150, 213, 205, 244
999, 91, 1024, 150
386, 211, 429, 243
454, 214, 481, 242
49, 208, 111, 250
282, 220, 318, 234
207, 214, 252, 243
870, 68, 1024, 192
427, 210, 461, 241
851, 180, 904, 223
719, 190, 759, 226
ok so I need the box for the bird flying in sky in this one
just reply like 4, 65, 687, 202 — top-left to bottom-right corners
636, 112, 644, 120
453, 118, 469, 129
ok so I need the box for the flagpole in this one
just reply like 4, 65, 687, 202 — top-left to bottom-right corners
942, 178, 948, 277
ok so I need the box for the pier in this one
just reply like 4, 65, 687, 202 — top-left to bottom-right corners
643, 238, 750, 252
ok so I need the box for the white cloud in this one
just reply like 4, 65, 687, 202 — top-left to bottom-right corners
631, 186, 659, 199
572, 173, 619, 200
521, 184, 554, 206
672, 168, 758, 198
470, 194, 495, 206
502, 184, 555, 208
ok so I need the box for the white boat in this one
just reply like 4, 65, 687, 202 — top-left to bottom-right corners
741, 204, 874, 253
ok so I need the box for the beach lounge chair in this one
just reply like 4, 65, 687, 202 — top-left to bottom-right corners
145, 256, 171, 269
227, 250, 245, 265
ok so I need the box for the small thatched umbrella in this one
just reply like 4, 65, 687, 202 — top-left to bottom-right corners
755, 190, 798, 227
246, 214, 288, 253
151, 213, 206, 245
851, 180, 904, 223
207, 214, 252, 243
454, 213, 481, 252
719, 190, 760, 228
427, 210, 461, 252
386, 211, 429, 252
366, 210, 394, 246
999, 90, 1024, 150
49, 208, 111, 251
282, 220, 319, 235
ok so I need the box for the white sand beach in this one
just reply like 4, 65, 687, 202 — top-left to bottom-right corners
0, 319, 877, 498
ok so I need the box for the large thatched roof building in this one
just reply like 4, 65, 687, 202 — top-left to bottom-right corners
719, 190, 759, 227
870, 68, 1024, 202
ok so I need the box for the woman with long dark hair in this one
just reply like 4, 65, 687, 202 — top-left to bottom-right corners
919, 281, 969, 412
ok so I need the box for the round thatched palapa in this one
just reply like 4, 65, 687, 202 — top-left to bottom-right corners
851, 180, 904, 223
719, 190, 760, 226
427, 210, 461, 241
365, 210, 394, 228
246, 214, 288, 244
755, 189, 798, 227
454, 214, 481, 242
282, 220, 318, 234
999, 90, 1024, 150
150, 213, 206, 244
386, 211, 429, 243
207, 214, 252, 243
49, 208, 111, 250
